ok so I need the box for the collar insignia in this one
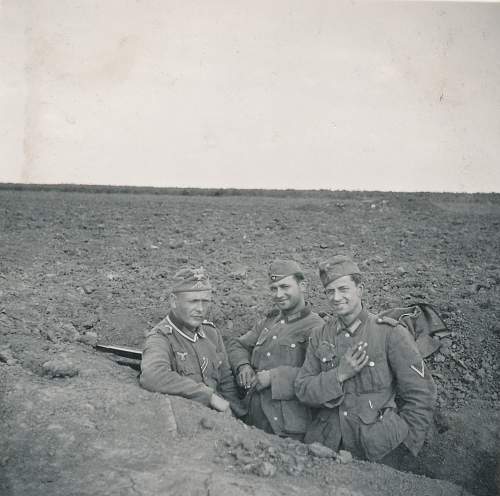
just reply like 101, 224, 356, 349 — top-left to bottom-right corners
337, 318, 362, 335
167, 316, 200, 343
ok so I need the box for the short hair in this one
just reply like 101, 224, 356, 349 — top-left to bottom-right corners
292, 272, 305, 283
350, 273, 363, 286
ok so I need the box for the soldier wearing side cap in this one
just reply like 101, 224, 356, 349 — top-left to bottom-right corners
227, 260, 324, 440
140, 267, 244, 416
295, 256, 437, 462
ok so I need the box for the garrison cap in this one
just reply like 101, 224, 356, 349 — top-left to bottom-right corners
171, 267, 212, 293
319, 255, 361, 287
268, 259, 303, 282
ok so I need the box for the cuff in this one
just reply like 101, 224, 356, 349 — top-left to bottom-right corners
197, 386, 215, 407
322, 367, 345, 407
403, 433, 423, 457
235, 362, 251, 374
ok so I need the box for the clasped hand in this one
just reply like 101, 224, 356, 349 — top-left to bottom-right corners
237, 365, 271, 391
237, 364, 257, 390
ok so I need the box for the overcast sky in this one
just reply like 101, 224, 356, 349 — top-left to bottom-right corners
1, 1, 499, 192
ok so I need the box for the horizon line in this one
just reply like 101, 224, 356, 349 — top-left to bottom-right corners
0, 182, 498, 196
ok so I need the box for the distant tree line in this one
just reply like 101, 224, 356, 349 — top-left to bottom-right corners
0, 183, 348, 198
0, 183, 496, 202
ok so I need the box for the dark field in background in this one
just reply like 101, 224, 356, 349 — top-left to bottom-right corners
1, 187, 498, 410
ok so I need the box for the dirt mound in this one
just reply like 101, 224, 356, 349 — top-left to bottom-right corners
0, 336, 472, 496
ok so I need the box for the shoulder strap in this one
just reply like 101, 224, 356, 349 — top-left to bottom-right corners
144, 318, 173, 338
376, 316, 399, 327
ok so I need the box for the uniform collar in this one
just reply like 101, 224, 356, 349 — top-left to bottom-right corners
167, 313, 206, 343
336, 308, 368, 336
278, 303, 312, 323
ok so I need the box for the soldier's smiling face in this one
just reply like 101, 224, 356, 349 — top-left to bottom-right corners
324, 275, 363, 319
170, 290, 212, 330
269, 275, 305, 314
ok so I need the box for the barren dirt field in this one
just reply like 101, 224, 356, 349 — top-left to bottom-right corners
0, 189, 499, 496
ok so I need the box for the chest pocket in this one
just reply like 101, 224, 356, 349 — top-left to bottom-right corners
353, 353, 387, 393
170, 346, 196, 376
314, 341, 337, 371
210, 352, 225, 381
278, 336, 308, 366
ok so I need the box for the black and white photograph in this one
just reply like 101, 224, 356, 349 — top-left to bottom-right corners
0, 1, 499, 495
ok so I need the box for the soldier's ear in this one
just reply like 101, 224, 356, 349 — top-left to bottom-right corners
169, 293, 177, 309
356, 282, 364, 298
298, 279, 307, 292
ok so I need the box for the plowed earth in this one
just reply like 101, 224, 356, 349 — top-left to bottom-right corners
0, 189, 499, 496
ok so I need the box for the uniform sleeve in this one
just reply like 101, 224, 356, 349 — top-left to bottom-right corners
294, 326, 345, 408
226, 319, 264, 373
213, 331, 247, 417
387, 325, 437, 456
139, 333, 213, 406
270, 365, 300, 400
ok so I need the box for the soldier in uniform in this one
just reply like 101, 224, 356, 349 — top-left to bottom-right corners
295, 255, 437, 462
139, 267, 244, 416
227, 260, 324, 440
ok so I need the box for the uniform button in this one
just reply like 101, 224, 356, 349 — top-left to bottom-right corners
272, 336, 277, 340
280, 320, 285, 324
343, 411, 348, 417
345, 333, 350, 338
266, 352, 271, 357
322, 358, 327, 363
273, 416, 278, 421
290, 343, 296, 348
368, 361, 375, 367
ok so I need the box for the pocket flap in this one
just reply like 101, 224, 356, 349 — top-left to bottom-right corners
314, 341, 336, 362
170, 345, 195, 374
279, 334, 307, 346
359, 409, 409, 461
357, 403, 380, 424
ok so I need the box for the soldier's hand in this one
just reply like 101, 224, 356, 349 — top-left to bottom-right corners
210, 393, 230, 412
237, 364, 256, 390
255, 370, 271, 391
337, 341, 369, 383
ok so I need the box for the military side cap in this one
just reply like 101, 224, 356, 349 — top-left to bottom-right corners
268, 259, 303, 282
171, 267, 212, 293
319, 256, 360, 287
